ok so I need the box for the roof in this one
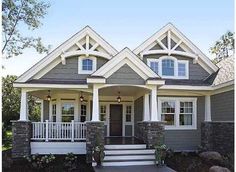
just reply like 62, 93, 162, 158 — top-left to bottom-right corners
212, 56, 234, 86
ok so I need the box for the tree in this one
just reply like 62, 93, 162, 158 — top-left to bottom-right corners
2, 75, 41, 129
2, 0, 50, 59
210, 31, 234, 63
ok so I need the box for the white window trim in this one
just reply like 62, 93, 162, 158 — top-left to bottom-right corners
78, 56, 97, 74
158, 97, 197, 130
147, 56, 189, 79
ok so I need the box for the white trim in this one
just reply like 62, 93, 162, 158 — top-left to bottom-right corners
78, 56, 97, 74
158, 97, 197, 130
40, 100, 44, 122
143, 94, 150, 121
134, 23, 218, 73
92, 48, 159, 80
141, 50, 198, 59
16, 26, 117, 83
19, 89, 29, 121
204, 95, 211, 122
147, 56, 189, 79
61, 50, 111, 60
92, 84, 99, 121
87, 78, 106, 84
150, 86, 158, 121
146, 80, 165, 85
13, 83, 89, 89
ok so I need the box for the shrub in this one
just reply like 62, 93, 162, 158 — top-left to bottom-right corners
64, 153, 78, 171
25, 154, 55, 170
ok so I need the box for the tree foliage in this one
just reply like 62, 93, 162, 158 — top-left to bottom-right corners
2, 0, 50, 59
2, 75, 41, 128
210, 31, 234, 63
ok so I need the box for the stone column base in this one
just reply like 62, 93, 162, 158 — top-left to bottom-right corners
12, 121, 32, 159
86, 121, 104, 163
137, 121, 165, 149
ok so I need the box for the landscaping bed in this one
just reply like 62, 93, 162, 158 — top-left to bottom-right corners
165, 152, 234, 172
2, 150, 94, 172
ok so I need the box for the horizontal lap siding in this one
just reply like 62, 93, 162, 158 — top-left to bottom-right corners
43, 100, 49, 121
211, 90, 234, 121
163, 96, 205, 151
40, 56, 107, 80
134, 97, 143, 137
107, 64, 145, 85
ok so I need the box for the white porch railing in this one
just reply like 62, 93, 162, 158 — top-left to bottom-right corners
32, 120, 86, 141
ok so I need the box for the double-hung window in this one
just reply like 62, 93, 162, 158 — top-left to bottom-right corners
125, 105, 132, 122
61, 102, 75, 122
100, 105, 106, 121
80, 104, 87, 122
78, 56, 97, 74
52, 103, 57, 122
162, 59, 174, 76
158, 97, 197, 129
147, 59, 159, 74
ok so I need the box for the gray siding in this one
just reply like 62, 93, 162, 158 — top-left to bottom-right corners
40, 56, 107, 80
143, 55, 210, 80
134, 96, 143, 137
43, 100, 49, 121
163, 96, 205, 151
107, 64, 145, 85
211, 90, 234, 121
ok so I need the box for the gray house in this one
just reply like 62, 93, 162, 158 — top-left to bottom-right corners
12, 23, 234, 166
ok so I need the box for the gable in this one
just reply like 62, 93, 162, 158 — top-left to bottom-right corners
16, 26, 118, 83
91, 48, 160, 81
107, 64, 145, 85
133, 23, 218, 74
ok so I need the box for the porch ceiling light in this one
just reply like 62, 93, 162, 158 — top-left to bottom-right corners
46, 90, 51, 101
80, 92, 84, 102
117, 92, 121, 103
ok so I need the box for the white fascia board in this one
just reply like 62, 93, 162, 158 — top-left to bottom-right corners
87, 78, 106, 84
212, 80, 234, 90
13, 83, 89, 89
16, 26, 118, 83
133, 23, 218, 73
92, 48, 159, 79
146, 80, 165, 85
159, 85, 213, 91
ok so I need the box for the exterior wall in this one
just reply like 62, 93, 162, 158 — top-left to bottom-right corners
162, 96, 205, 151
211, 90, 234, 121
143, 54, 210, 80
134, 96, 143, 137
43, 100, 49, 121
125, 125, 132, 136
40, 56, 107, 81
107, 64, 145, 85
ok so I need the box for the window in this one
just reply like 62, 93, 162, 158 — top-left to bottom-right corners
179, 102, 193, 125
61, 102, 74, 122
125, 106, 132, 122
82, 59, 93, 71
100, 105, 106, 121
80, 104, 86, 122
178, 62, 186, 77
52, 104, 56, 122
161, 101, 175, 125
147, 56, 189, 79
78, 56, 97, 74
158, 97, 197, 129
162, 59, 174, 76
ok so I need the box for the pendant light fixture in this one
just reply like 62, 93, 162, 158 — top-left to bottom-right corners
117, 91, 121, 103
46, 90, 51, 101
80, 91, 84, 102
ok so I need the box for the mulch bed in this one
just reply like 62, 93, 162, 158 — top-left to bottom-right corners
2, 150, 94, 172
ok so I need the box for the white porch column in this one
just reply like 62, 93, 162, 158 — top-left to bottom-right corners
143, 93, 150, 121
150, 86, 159, 121
19, 89, 28, 121
92, 84, 99, 121
205, 95, 212, 122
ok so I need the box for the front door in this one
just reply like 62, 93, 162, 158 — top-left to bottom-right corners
110, 104, 122, 136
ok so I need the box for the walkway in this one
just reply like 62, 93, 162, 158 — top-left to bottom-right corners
94, 165, 176, 172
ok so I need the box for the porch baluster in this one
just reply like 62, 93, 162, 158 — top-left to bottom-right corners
46, 120, 49, 142
71, 120, 74, 142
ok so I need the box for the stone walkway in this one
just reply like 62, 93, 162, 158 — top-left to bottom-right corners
94, 165, 176, 172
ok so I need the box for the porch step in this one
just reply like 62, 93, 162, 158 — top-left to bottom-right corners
93, 144, 156, 166
104, 144, 146, 150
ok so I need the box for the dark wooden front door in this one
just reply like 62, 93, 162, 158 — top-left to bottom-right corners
110, 104, 122, 136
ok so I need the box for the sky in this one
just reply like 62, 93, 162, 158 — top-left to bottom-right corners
2, 0, 234, 76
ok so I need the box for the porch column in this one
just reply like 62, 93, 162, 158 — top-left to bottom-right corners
150, 86, 159, 121
92, 84, 99, 121
143, 93, 150, 121
19, 89, 28, 121
205, 95, 212, 122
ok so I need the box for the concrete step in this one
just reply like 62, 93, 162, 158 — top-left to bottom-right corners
104, 149, 155, 155
104, 154, 155, 161
93, 160, 156, 166
104, 144, 146, 150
